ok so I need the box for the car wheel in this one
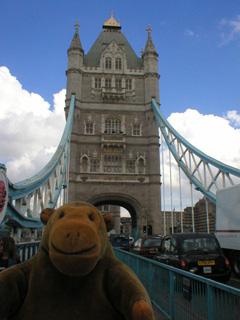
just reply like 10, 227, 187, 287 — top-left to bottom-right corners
232, 254, 240, 277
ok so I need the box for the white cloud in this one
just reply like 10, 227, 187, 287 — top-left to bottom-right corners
1, 67, 240, 214
219, 14, 240, 46
0, 67, 66, 182
160, 109, 240, 210
225, 110, 240, 127
167, 109, 240, 167
185, 29, 194, 37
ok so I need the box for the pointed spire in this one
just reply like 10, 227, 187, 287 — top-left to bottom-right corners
69, 20, 83, 51
144, 25, 157, 53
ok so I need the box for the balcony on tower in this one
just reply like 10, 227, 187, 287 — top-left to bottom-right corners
101, 129, 126, 152
101, 86, 126, 101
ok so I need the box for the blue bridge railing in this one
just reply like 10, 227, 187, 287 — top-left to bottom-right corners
16, 241, 40, 262
12, 242, 240, 319
114, 248, 240, 320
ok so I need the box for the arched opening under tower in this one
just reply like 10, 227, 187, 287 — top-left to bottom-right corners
88, 194, 140, 238
95, 201, 137, 238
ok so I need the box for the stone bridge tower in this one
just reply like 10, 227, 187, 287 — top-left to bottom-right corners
65, 13, 161, 236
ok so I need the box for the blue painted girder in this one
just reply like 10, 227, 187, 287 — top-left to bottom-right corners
151, 98, 240, 203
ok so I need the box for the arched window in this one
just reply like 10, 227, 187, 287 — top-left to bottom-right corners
81, 156, 88, 173
138, 158, 144, 174
105, 117, 122, 134
105, 57, 112, 69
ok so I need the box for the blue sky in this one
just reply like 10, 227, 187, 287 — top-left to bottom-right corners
0, 1, 240, 211
1, 0, 239, 118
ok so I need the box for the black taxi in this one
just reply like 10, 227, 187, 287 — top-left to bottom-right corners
154, 233, 231, 282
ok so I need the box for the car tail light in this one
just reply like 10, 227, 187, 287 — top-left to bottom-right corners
181, 260, 186, 270
225, 258, 231, 269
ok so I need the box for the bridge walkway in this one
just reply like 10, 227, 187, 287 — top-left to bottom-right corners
15, 242, 240, 320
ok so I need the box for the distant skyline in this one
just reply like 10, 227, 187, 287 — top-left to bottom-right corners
0, 1, 239, 211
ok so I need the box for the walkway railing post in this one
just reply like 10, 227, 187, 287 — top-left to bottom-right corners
169, 270, 175, 320
137, 257, 139, 278
207, 283, 214, 320
149, 263, 153, 300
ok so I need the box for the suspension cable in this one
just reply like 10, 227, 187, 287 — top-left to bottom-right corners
205, 196, 210, 233
190, 182, 195, 232
161, 132, 166, 236
169, 149, 173, 234
178, 165, 183, 233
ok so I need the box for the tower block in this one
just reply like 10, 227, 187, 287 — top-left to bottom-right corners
65, 14, 162, 236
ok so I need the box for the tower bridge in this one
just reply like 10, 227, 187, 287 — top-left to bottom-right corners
0, 13, 240, 241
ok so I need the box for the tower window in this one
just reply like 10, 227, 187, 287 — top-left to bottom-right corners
126, 160, 135, 173
105, 117, 122, 134
126, 79, 132, 90
115, 79, 122, 89
133, 124, 141, 136
90, 159, 100, 172
105, 58, 112, 69
105, 78, 112, 88
95, 78, 101, 89
102, 205, 110, 212
115, 58, 122, 70
104, 155, 122, 173
86, 123, 94, 134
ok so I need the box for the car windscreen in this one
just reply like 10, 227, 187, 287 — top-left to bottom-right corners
183, 237, 221, 253
113, 236, 129, 243
142, 239, 162, 247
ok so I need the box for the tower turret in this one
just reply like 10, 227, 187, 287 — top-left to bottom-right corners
142, 25, 160, 104
66, 21, 84, 102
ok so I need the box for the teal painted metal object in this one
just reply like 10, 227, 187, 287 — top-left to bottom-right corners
151, 99, 240, 203
16, 241, 40, 262
2, 94, 76, 228
9, 94, 75, 199
114, 248, 240, 320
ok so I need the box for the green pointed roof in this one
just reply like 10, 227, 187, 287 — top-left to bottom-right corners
83, 27, 143, 69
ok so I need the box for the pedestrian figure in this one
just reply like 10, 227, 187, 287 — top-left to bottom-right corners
0, 236, 21, 271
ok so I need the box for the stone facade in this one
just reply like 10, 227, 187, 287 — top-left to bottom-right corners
65, 14, 161, 236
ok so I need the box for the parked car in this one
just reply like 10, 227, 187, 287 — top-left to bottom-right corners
129, 235, 163, 259
154, 233, 231, 282
109, 234, 130, 251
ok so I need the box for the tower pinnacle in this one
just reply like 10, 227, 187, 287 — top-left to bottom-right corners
74, 20, 80, 33
146, 25, 152, 35
144, 24, 157, 53
68, 20, 83, 52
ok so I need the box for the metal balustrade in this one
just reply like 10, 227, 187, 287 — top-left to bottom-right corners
9, 242, 240, 319
16, 241, 40, 262
114, 248, 240, 320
